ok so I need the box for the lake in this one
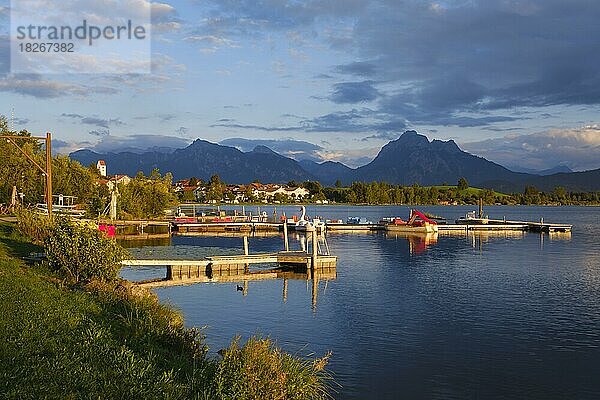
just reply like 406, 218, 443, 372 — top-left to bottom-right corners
122, 205, 600, 399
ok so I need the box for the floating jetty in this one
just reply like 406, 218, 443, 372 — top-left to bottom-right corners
441, 213, 572, 233
124, 251, 337, 288
103, 205, 573, 240
169, 218, 573, 235
123, 230, 337, 289
172, 221, 281, 234
326, 223, 383, 232
438, 224, 529, 232
97, 220, 172, 240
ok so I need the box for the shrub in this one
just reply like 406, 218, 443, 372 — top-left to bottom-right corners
214, 336, 333, 400
45, 218, 127, 283
15, 208, 56, 244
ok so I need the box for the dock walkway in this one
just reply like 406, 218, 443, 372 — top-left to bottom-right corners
123, 248, 337, 288
443, 218, 572, 233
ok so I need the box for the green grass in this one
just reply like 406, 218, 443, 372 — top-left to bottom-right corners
432, 185, 510, 197
0, 221, 42, 258
0, 222, 333, 399
0, 226, 210, 399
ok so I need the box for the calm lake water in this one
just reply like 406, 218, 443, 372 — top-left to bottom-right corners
122, 206, 600, 399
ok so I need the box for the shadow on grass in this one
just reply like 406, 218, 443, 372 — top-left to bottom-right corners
0, 222, 43, 259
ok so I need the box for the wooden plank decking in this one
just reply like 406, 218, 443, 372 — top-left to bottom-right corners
122, 249, 338, 287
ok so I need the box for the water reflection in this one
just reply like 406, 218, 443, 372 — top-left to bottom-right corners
138, 206, 600, 399
219, 268, 337, 312
119, 237, 172, 249
384, 232, 438, 255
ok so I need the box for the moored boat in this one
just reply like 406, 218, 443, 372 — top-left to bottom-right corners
382, 209, 439, 233
455, 211, 489, 224
295, 206, 325, 233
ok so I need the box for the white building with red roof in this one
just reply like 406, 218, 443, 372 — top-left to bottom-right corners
96, 160, 107, 177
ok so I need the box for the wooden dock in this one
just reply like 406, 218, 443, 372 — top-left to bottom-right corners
326, 224, 384, 232
438, 219, 571, 233
438, 224, 530, 231
123, 250, 337, 288
172, 222, 282, 234
124, 251, 336, 271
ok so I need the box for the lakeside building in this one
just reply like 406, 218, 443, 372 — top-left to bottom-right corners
93, 160, 131, 190
251, 184, 310, 202
96, 160, 107, 177
175, 181, 310, 204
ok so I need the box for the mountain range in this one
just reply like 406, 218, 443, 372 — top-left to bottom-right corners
70, 131, 600, 192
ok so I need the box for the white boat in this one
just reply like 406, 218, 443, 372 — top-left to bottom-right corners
455, 211, 488, 224
346, 216, 373, 225
295, 206, 325, 233
35, 194, 85, 218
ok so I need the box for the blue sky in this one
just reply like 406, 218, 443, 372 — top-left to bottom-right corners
1, 0, 599, 171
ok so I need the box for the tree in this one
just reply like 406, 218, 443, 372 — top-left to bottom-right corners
302, 181, 323, 197
523, 185, 541, 205
335, 179, 342, 188
119, 171, 177, 218
180, 189, 196, 202
0, 124, 46, 204
551, 186, 567, 204
206, 174, 225, 202
480, 188, 496, 204
52, 155, 95, 201
457, 177, 469, 191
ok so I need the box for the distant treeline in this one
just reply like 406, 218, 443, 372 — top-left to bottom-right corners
297, 179, 600, 206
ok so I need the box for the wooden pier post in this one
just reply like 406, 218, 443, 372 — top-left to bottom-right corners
243, 236, 249, 273
311, 229, 318, 270
311, 275, 318, 312
283, 220, 289, 251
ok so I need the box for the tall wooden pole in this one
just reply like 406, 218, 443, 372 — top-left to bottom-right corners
45, 132, 53, 216
283, 220, 289, 251
0, 133, 53, 215
311, 229, 318, 270
243, 235, 249, 273
243, 236, 249, 255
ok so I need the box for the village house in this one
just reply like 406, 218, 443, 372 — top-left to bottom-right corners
93, 161, 131, 190
96, 160, 107, 177
251, 184, 310, 202
173, 179, 205, 201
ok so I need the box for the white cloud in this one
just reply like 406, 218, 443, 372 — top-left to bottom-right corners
0, 75, 118, 98
151, 2, 176, 18
90, 134, 190, 152
184, 35, 238, 53
463, 126, 600, 171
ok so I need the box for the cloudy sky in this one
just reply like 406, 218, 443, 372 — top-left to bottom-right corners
1, 0, 599, 171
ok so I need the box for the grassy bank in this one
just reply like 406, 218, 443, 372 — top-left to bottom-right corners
0, 221, 333, 399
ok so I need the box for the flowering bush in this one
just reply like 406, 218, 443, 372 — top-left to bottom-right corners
45, 218, 127, 283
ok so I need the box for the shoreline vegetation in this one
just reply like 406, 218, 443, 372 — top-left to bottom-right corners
0, 122, 598, 222
0, 214, 334, 399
